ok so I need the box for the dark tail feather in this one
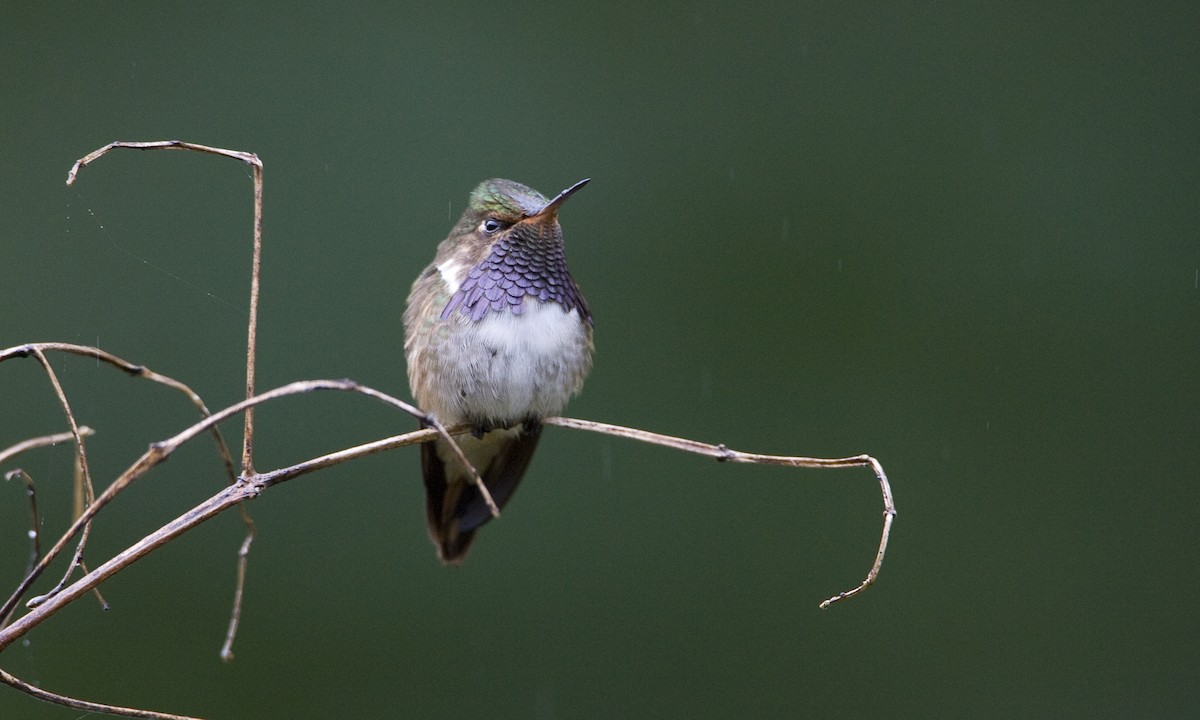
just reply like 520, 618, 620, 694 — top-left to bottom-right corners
422, 424, 542, 564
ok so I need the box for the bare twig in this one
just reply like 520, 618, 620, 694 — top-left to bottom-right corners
0, 342, 237, 481
3, 470, 41, 583
1, 383, 893, 654
27, 347, 97, 613
78, 560, 110, 611
0, 381, 445, 654
542, 417, 896, 608
71, 432, 84, 519
219, 508, 255, 663
65, 140, 265, 476
1, 377, 472, 618
65, 140, 259, 186
0, 344, 236, 625
0, 427, 93, 631
242, 154, 264, 476
75, 452, 111, 611
0, 383, 896, 716
61, 142, 497, 668
0, 666, 200, 720
0, 427, 94, 469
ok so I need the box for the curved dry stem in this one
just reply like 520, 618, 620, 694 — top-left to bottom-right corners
0, 666, 200, 720
0, 343, 237, 481
0, 387, 894, 718
65, 140, 264, 477
219, 507, 256, 663
15, 380, 350, 612
243, 158, 264, 475
3, 470, 41, 592
55, 138, 500, 682
27, 347, 97, 615
0, 428, 93, 629
61, 139, 266, 683
0, 426, 94, 468
65, 140, 260, 186
542, 416, 896, 608
6, 379, 473, 615
0, 422, 440, 653
0, 344, 237, 623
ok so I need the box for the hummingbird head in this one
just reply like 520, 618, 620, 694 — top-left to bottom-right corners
435, 178, 592, 324
450, 177, 589, 251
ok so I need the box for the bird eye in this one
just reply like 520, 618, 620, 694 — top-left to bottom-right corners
481, 218, 504, 235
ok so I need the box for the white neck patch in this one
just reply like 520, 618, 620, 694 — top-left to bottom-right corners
436, 258, 467, 294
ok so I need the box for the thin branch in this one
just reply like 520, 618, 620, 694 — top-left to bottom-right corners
2, 377, 465, 613
0, 413, 441, 653
0, 666, 200, 720
0, 342, 237, 482
63, 142, 486, 672
0, 344, 236, 625
27, 347, 97, 612
0, 427, 93, 631
77, 560, 110, 611
1, 388, 894, 654
75, 453, 111, 611
242, 157, 264, 476
66, 143, 267, 665
218, 509, 255, 663
71, 432, 84, 519
0, 381, 895, 716
0, 427, 94, 469
3, 470, 41, 584
65, 140, 260, 185
65, 140, 265, 476
542, 417, 896, 608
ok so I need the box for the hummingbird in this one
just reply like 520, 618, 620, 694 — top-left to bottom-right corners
403, 178, 593, 564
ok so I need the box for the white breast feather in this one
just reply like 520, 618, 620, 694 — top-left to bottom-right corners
460, 302, 588, 421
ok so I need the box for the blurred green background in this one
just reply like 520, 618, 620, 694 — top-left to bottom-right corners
2, 2, 1197, 718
